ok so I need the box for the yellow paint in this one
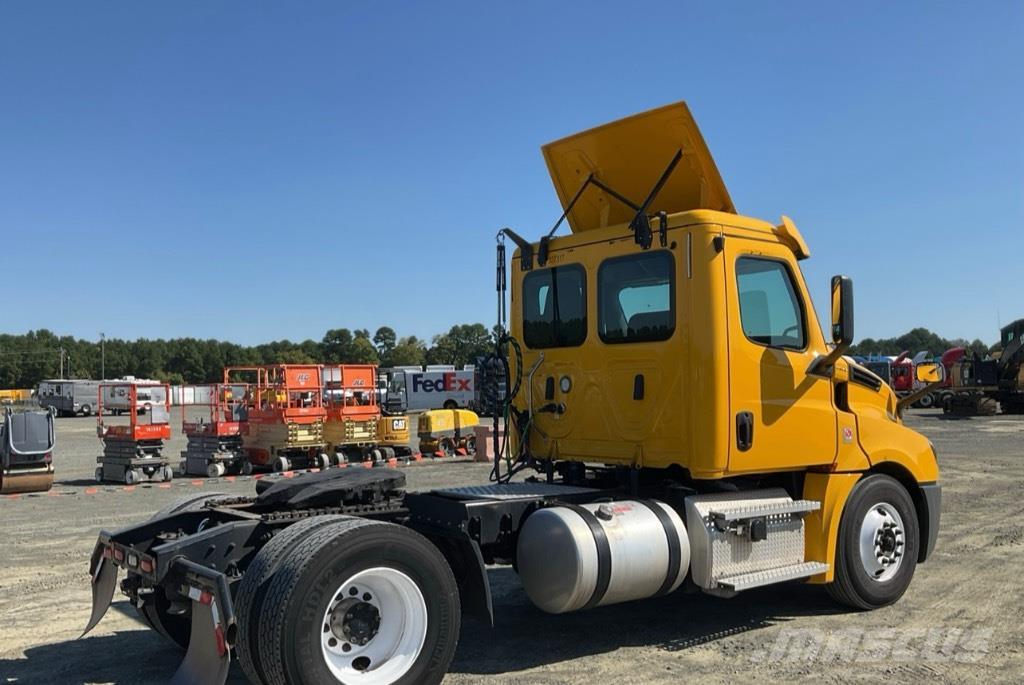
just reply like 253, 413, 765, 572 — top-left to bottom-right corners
417, 409, 480, 438
803, 472, 861, 583
377, 415, 411, 449
0, 389, 33, 403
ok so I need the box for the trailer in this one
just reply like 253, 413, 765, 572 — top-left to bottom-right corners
37, 379, 102, 417
95, 382, 173, 484
178, 384, 252, 478
83, 102, 941, 685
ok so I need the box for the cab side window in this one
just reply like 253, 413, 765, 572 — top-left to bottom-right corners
736, 257, 806, 349
599, 251, 675, 343
522, 265, 587, 348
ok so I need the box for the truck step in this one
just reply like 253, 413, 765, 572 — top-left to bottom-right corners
708, 499, 820, 523
716, 561, 829, 591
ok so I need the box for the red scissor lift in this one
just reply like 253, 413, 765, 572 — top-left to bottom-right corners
178, 383, 252, 478
95, 382, 174, 484
227, 365, 330, 472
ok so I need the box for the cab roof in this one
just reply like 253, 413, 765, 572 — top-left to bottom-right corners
542, 101, 735, 234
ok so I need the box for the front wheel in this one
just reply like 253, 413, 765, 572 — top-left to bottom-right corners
257, 519, 461, 685
827, 474, 919, 610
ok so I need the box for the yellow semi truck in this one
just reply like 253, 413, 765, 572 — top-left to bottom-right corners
84, 102, 940, 685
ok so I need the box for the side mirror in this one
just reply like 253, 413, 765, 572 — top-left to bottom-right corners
809, 275, 855, 378
915, 362, 945, 384
830, 275, 854, 347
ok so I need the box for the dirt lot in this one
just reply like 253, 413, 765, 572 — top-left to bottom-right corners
1, 411, 1022, 684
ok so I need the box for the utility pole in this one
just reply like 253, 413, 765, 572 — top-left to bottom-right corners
100, 332, 106, 380
58, 347, 65, 379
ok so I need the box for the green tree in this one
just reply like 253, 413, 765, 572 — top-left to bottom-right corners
385, 336, 426, 367
426, 323, 491, 367
373, 326, 397, 357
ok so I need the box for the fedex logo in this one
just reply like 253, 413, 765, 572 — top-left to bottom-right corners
412, 372, 472, 393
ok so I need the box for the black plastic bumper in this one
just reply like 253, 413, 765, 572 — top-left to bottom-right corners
918, 482, 941, 562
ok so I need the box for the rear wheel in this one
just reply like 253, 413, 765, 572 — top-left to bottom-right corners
235, 515, 355, 685
257, 519, 460, 685
827, 474, 919, 609
439, 438, 455, 458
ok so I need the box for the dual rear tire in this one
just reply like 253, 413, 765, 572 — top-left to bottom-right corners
237, 516, 461, 685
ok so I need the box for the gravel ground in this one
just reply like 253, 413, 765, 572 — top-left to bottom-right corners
0, 410, 1021, 684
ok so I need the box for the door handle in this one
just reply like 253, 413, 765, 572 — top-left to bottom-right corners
736, 411, 754, 452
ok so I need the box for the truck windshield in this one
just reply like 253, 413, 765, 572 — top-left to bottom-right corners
522, 265, 587, 348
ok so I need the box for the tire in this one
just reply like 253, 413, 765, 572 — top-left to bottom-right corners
827, 474, 919, 610
124, 469, 138, 485
275, 456, 291, 473
440, 438, 455, 458
917, 393, 933, 409
206, 462, 226, 479
317, 453, 332, 471
94, 467, 103, 482
81, 404, 92, 417
465, 436, 476, 456
258, 519, 460, 685
240, 459, 254, 476
136, 491, 231, 649
235, 515, 357, 685
443, 400, 457, 410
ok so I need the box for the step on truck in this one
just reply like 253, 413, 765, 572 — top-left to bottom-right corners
83, 102, 941, 685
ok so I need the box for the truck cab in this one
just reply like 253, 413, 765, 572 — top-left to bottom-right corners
508, 101, 939, 591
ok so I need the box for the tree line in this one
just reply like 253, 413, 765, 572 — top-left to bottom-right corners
0, 324, 495, 389
848, 327, 995, 359
1, 324, 999, 389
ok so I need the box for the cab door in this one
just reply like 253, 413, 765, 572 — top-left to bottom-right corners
725, 242, 837, 472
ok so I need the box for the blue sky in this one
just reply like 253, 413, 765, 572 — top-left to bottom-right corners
1, 2, 1021, 346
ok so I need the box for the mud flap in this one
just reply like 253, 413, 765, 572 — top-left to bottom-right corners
170, 595, 230, 685
82, 544, 118, 637
170, 559, 236, 685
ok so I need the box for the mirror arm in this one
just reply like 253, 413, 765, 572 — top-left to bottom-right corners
807, 342, 851, 378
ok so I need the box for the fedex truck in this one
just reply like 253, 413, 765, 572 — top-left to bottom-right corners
384, 367, 475, 412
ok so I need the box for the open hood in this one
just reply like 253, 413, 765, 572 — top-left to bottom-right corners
542, 101, 735, 234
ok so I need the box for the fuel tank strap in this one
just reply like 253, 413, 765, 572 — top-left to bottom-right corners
636, 500, 683, 596
562, 504, 612, 610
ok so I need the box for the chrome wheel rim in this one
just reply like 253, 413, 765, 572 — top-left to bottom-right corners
858, 502, 905, 582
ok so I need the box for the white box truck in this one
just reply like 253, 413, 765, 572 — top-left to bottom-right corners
385, 368, 475, 412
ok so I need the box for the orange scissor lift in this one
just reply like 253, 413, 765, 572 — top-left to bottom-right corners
95, 382, 174, 484
322, 364, 383, 464
178, 383, 252, 478
227, 365, 330, 472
